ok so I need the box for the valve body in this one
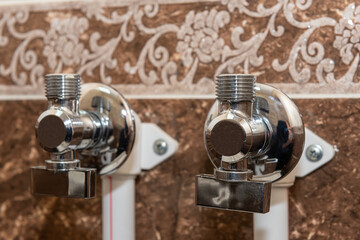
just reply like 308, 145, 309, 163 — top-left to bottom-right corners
196, 74, 304, 213
31, 74, 135, 198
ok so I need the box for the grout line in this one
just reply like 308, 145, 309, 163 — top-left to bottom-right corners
0, 93, 360, 101
287, 93, 360, 99
0, 95, 47, 101
125, 94, 360, 99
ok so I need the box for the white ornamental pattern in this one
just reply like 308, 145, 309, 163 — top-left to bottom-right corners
0, 0, 359, 97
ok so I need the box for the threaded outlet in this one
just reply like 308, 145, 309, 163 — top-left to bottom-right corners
216, 74, 255, 102
45, 74, 81, 100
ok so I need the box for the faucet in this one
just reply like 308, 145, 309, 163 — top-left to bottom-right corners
31, 73, 136, 198
196, 74, 305, 213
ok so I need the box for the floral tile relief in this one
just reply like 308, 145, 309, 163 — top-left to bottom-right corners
0, 0, 359, 98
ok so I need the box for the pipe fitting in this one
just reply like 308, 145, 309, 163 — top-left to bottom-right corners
197, 74, 305, 213
31, 73, 136, 198
206, 74, 272, 176
216, 74, 256, 102
35, 74, 102, 154
45, 74, 81, 100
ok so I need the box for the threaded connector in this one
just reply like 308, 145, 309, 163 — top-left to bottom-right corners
45, 74, 81, 100
216, 74, 255, 102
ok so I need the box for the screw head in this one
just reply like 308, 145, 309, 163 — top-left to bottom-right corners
305, 144, 323, 162
153, 139, 168, 155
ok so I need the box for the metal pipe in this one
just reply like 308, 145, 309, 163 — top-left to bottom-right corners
216, 74, 256, 117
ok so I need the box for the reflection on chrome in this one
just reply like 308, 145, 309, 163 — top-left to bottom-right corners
196, 74, 305, 213
212, 185, 230, 206
30, 73, 136, 199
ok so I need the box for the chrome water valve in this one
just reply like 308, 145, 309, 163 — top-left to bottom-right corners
196, 74, 305, 213
31, 74, 135, 198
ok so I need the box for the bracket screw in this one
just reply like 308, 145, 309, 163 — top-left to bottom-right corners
153, 139, 168, 155
306, 144, 323, 162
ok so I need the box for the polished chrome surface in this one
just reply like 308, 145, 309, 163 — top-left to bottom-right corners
45, 151, 79, 170
78, 83, 135, 176
198, 74, 304, 213
216, 74, 255, 102
31, 74, 136, 198
196, 174, 271, 213
35, 108, 85, 153
252, 83, 304, 180
45, 74, 81, 100
214, 168, 253, 181
31, 166, 96, 199
205, 76, 304, 182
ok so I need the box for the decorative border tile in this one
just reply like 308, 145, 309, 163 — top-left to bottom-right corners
0, 0, 359, 98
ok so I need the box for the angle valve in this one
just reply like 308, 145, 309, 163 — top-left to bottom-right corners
196, 74, 305, 213
31, 74, 136, 198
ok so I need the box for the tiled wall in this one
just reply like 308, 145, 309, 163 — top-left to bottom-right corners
0, 1, 359, 240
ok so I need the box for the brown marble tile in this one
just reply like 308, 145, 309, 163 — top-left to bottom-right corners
289, 99, 360, 240
0, 99, 359, 240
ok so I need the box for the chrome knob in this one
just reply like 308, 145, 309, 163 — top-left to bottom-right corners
196, 74, 305, 213
36, 113, 70, 150
209, 119, 246, 156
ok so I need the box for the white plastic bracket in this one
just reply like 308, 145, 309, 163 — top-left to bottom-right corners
294, 128, 335, 178
140, 123, 179, 170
